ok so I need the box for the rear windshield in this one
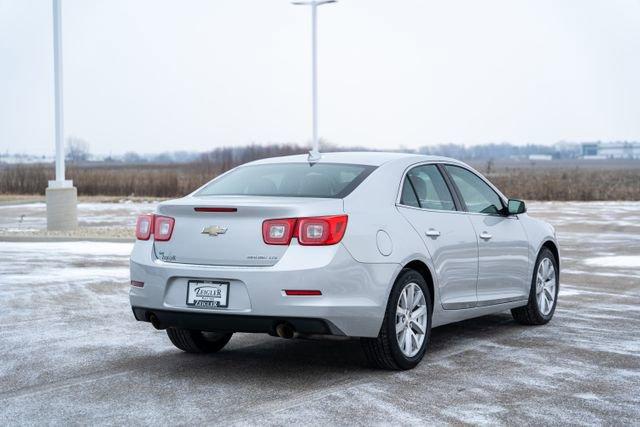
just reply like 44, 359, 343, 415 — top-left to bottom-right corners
196, 163, 376, 198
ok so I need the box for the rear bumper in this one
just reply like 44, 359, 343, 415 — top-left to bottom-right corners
129, 239, 399, 337
132, 307, 344, 335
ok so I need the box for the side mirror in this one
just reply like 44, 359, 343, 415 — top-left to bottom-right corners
507, 199, 526, 215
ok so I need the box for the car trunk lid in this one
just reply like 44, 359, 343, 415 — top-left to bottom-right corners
153, 196, 344, 266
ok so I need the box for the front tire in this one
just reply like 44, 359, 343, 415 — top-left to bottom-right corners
362, 268, 432, 370
511, 247, 559, 325
166, 328, 233, 353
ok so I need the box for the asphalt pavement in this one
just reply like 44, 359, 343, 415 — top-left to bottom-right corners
1, 201, 639, 425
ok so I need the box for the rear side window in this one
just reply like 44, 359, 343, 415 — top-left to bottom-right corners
445, 165, 504, 214
196, 163, 376, 198
400, 164, 456, 211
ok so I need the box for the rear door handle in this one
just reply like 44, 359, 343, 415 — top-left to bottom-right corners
425, 229, 441, 238
479, 231, 492, 240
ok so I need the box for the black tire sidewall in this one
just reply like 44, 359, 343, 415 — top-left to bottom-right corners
195, 331, 233, 353
385, 269, 432, 370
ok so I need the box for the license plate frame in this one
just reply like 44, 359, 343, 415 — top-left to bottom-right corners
186, 280, 230, 308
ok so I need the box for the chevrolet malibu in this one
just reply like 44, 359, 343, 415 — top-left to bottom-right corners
130, 152, 559, 370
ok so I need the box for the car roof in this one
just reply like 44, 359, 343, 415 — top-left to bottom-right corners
247, 151, 461, 167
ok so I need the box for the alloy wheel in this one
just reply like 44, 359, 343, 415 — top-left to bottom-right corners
395, 282, 428, 357
536, 257, 556, 315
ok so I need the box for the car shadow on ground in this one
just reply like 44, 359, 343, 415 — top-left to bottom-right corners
139, 312, 526, 380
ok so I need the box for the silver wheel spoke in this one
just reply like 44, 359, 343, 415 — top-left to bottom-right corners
411, 320, 425, 335
544, 287, 553, 302
407, 286, 415, 311
410, 331, 419, 351
400, 290, 408, 311
411, 305, 427, 320
398, 328, 406, 347
404, 329, 412, 354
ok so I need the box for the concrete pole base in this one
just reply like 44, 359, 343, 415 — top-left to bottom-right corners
46, 184, 78, 231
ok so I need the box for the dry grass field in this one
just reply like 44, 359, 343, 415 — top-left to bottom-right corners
1, 157, 639, 201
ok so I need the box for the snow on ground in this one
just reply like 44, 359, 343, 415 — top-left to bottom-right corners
0, 241, 133, 286
0, 200, 157, 230
583, 255, 640, 269
0, 200, 159, 241
0, 200, 639, 425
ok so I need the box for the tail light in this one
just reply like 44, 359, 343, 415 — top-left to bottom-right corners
262, 218, 297, 245
135, 214, 175, 241
262, 215, 348, 246
298, 215, 348, 246
135, 214, 154, 240
154, 215, 175, 241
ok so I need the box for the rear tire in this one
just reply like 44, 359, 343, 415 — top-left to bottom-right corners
361, 268, 432, 370
166, 328, 233, 354
511, 247, 559, 325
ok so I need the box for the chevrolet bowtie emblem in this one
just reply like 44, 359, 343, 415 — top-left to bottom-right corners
201, 225, 228, 237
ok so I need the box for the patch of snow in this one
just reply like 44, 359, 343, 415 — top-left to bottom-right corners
574, 393, 602, 401
441, 403, 507, 425
583, 256, 640, 269
0, 241, 133, 257
0, 241, 133, 286
0, 201, 158, 230
559, 288, 583, 297
0, 202, 46, 210
562, 268, 640, 279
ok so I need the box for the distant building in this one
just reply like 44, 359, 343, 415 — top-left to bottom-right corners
553, 142, 582, 158
581, 142, 640, 159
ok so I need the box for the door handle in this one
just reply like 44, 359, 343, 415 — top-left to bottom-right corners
425, 229, 441, 238
479, 231, 492, 240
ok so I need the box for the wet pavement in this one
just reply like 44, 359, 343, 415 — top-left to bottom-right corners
0, 201, 639, 425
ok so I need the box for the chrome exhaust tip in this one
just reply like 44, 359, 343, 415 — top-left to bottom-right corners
275, 323, 295, 339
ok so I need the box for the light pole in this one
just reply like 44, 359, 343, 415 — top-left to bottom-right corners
291, 0, 336, 162
46, 0, 77, 230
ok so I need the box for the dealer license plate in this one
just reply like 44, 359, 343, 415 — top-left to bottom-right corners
186, 281, 229, 308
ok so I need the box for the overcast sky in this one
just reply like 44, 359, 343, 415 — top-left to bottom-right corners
1, 0, 639, 155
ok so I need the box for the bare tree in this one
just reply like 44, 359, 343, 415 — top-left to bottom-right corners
66, 137, 91, 163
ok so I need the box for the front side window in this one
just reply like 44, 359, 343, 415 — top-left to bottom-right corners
400, 164, 456, 211
445, 165, 504, 214
196, 163, 376, 198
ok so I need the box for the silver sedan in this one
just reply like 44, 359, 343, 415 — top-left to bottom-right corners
130, 152, 559, 370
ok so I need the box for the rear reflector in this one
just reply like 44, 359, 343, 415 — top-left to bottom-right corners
284, 290, 322, 296
194, 207, 238, 213
130, 280, 145, 288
